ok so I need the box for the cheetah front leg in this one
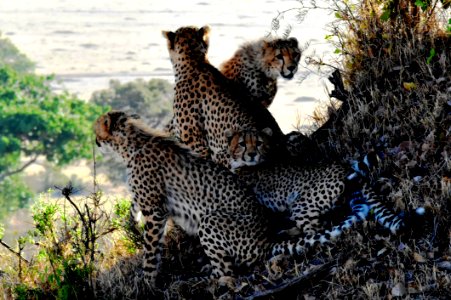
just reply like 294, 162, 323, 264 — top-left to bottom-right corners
128, 201, 142, 236
211, 149, 232, 169
141, 206, 168, 286
175, 116, 210, 158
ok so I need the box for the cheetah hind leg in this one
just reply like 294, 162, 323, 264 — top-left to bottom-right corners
197, 211, 267, 282
280, 198, 329, 237
198, 214, 238, 280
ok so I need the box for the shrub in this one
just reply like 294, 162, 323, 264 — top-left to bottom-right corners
0, 183, 139, 299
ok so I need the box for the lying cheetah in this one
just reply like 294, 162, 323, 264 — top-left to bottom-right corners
226, 128, 421, 237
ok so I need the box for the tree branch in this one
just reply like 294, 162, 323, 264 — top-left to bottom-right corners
0, 239, 29, 264
244, 258, 340, 299
0, 155, 39, 181
309, 69, 350, 150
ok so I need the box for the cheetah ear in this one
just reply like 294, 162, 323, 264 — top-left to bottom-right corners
199, 25, 211, 43
162, 30, 175, 41
107, 111, 125, 134
162, 30, 176, 50
262, 127, 273, 137
199, 25, 211, 37
288, 37, 298, 47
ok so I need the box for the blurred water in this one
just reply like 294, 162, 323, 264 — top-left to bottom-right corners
0, 0, 335, 132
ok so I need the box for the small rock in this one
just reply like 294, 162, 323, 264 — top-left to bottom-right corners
437, 261, 451, 271
391, 282, 407, 297
413, 252, 427, 263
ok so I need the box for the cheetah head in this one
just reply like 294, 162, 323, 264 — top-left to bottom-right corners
94, 111, 140, 154
225, 127, 273, 170
263, 37, 301, 80
162, 25, 210, 62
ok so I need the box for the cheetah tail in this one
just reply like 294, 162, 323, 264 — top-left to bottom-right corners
271, 190, 371, 257
270, 186, 426, 257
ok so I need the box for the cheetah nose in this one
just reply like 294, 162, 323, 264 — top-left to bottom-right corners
247, 152, 257, 160
288, 65, 296, 72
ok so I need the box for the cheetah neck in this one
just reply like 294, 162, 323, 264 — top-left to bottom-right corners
113, 124, 162, 164
171, 56, 210, 83
239, 40, 277, 79
112, 136, 142, 164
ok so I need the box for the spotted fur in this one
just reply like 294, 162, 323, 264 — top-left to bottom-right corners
95, 111, 397, 285
162, 26, 285, 169
228, 129, 410, 240
237, 162, 405, 238
220, 37, 301, 107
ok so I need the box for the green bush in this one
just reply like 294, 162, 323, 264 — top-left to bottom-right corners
91, 78, 173, 128
0, 176, 33, 221
1, 187, 138, 299
0, 64, 107, 219
0, 33, 35, 74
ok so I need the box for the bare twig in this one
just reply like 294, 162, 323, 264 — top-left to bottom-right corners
92, 139, 98, 194
0, 239, 29, 264
0, 155, 38, 181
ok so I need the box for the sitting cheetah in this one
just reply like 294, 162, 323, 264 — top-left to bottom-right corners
220, 37, 301, 108
162, 25, 285, 169
94, 111, 395, 285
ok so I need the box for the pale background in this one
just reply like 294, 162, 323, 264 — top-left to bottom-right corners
0, 0, 337, 245
0, 0, 335, 133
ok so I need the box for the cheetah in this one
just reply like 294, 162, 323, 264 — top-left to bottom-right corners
162, 25, 285, 169
226, 128, 421, 238
220, 37, 301, 108
94, 111, 396, 285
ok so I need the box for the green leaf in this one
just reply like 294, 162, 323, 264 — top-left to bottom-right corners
0, 64, 105, 181
427, 48, 436, 64
335, 12, 342, 19
415, 0, 428, 10
334, 48, 342, 54
380, 10, 391, 22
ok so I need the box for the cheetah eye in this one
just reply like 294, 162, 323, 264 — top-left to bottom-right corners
256, 141, 263, 147
239, 141, 246, 147
276, 54, 284, 60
